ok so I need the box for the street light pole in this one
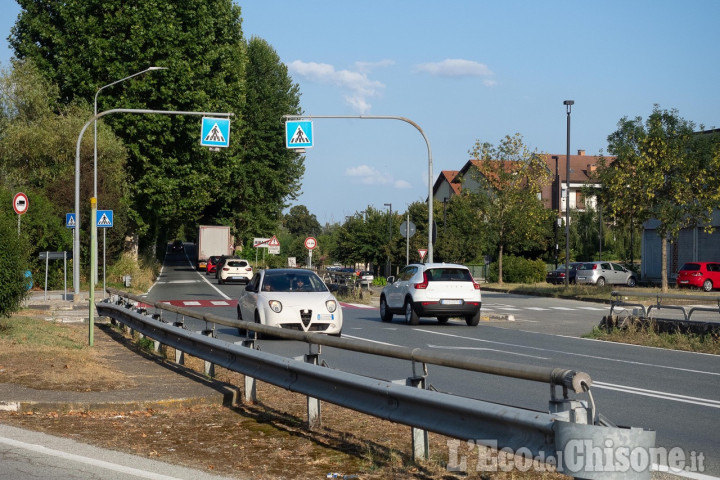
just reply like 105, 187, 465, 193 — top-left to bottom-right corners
94, 67, 166, 198
92, 67, 166, 287
384, 203, 392, 277
563, 100, 574, 287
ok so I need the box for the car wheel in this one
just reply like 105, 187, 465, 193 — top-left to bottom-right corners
596, 277, 606, 287
379, 296, 393, 323
703, 280, 713, 292
465, 310, 481, 326
404, 299, 419, 325
437, 316, 449, 324
627, 277, 636, 287
237, 307, 246, 335
218, 277, 224, 285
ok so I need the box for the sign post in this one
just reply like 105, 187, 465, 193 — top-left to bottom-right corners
304, 237, 317, 268
13, 192, 28, 234
96, 210, 113, 299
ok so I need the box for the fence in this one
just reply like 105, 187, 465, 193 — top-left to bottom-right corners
97, 287, 656, 479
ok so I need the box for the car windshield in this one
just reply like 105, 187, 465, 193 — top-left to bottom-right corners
578, 263, 596, 270
261, 272, 328, 293
425, 268, 473, 282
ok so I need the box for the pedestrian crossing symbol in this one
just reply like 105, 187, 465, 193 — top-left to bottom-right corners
96, 210, 114, 228
285, 120, 313, 149
66, 213, 76, 229
200, 117, 231, 148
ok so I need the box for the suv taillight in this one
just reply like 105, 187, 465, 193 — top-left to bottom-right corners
472, 279, 480, 290
414, 271, 429, 289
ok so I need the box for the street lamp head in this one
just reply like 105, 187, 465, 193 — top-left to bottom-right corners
563, 100, 574, 106
147, 66, 168, 71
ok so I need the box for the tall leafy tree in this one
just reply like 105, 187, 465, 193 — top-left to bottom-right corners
228, 37, 304, 242
283, 205, 321, 237
596, 106, 720, 291
0, 60, 128, 269
434, 194, 488, 264
9, 0, 250, 254
468, 134, 552, 284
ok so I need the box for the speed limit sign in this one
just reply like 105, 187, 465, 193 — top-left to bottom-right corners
13, 192, 29, 215
304, 236, 317, 250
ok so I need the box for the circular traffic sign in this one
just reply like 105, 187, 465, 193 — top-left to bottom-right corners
13, 192, 28, 215
304, 236, 317, 250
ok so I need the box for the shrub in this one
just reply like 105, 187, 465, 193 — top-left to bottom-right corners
0, 212, 31, 317
486, 255, 546, 283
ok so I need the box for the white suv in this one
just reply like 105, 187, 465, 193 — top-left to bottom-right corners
380, 263, 482, 326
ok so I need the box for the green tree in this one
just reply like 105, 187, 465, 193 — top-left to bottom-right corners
226, 37, 304, 242
9, 0, 250, 253
283, 205, 321, 237
596, 106, 720, 291
434, 194, 488, 264
468, 134, 552, 284
0, 60, 128, 271
0, 188, 30, 317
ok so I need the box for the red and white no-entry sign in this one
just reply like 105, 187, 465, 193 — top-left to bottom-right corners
13, 192, 28, 215
304, 236, 317, 250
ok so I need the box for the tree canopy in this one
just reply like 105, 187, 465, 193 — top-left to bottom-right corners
9, 1, 302, 254
595, 105, 720, 290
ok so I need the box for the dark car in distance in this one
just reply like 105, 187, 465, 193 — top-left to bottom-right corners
171, 239, 184, 253
546, 262, 583, 285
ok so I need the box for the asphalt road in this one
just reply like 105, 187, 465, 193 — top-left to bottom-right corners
145, 245, 720, 478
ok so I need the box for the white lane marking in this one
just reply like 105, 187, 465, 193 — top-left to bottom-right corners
652, 462, 720, 479
210, 300, 230, 306
341, 334, 402, 347
593, 381, 720, 409
343, 303, 375, 309
577, 306, 607, 311
525, 307, 550, 311
426, 344, 549, 360
183, 301, 201, 306
549, 306, 575, 310
413, 329, 720, 377
0, 435, 184, 480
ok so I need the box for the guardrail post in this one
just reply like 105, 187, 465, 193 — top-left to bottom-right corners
407, 375, 429, 461
241, 339, 257, 403
173, 319, 185, 365
305, 347, 322, 429
201, 329, 215, 377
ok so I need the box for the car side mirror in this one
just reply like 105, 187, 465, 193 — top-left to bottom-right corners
387, 276, 395, 284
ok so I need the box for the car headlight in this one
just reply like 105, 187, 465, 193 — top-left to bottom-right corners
268, 300, 282, 313
325, 300, 337, 313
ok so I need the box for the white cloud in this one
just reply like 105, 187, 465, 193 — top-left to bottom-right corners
354, 59, 395, 74
287, 60, 387, 114
414, 58, 496, 84
345, 164, 411, 189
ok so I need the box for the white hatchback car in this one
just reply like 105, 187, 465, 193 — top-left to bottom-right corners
380, 263, 482, 326
218, 259, 253, 284
237, 268, 342, 336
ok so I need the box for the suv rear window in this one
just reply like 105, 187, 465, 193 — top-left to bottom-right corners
426, 268, 473, 282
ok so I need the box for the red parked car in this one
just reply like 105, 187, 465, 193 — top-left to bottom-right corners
676, 262, 720, 292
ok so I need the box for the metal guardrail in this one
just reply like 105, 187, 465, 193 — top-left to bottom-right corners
99, 288, 656, 479
611, 290, 720, 322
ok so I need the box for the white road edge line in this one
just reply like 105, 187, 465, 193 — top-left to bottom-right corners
0, 435, 184, 480
592, 381, 720, 409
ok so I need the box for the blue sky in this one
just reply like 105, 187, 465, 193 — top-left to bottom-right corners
2, 1, 719, 225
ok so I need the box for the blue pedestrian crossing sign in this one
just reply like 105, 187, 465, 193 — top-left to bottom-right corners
96, 210, 113, 228
285, 120, 313, 149
200, 117, 230, 148
66, 213, 76, 229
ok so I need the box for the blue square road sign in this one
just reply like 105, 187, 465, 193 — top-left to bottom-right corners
285, 120, 313, 148
201, 117, 231, 148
